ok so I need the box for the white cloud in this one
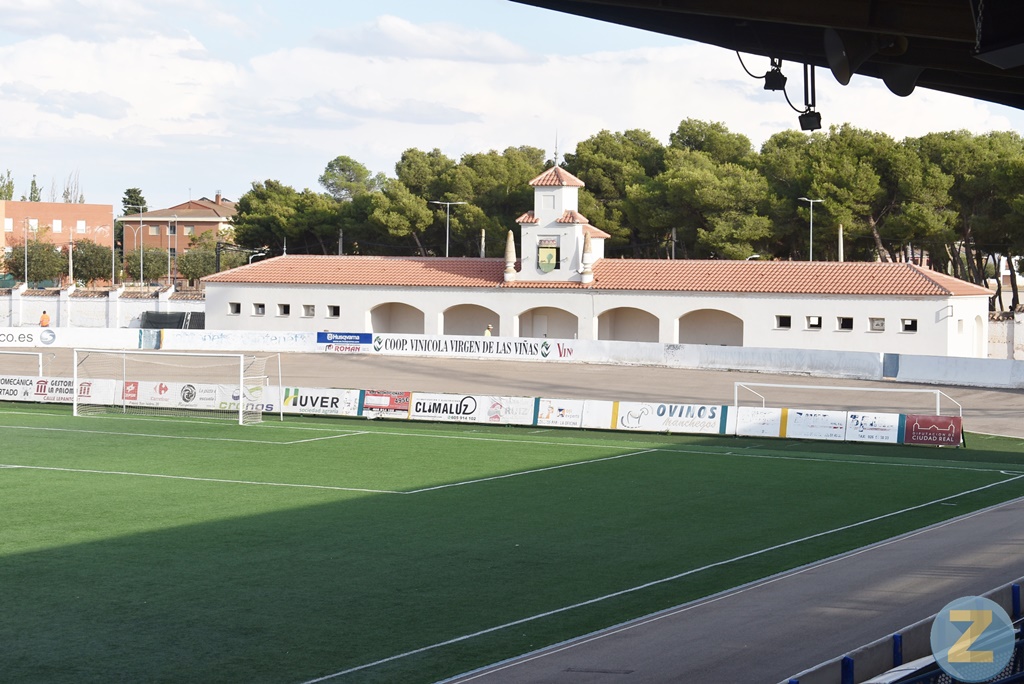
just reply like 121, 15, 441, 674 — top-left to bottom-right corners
315, 14, 537, 63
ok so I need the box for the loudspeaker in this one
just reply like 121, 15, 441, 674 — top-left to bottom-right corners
881, 63, 924, 97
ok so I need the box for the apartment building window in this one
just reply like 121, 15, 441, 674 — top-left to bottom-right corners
167, 224, 177, 236
185, 225, 195, 236
806, 316, 822, 330
229, 302, 241, 315
52, 219, 62, 233
76, 220, 86, 234
328, 305, 340, 318
869, 317, 885, 332
253, 303, 265, 316
278, 304, 290, 316
838, 317, 854, 331
303, 305, 315, 317
148, 225, 159, 236
775, 315, 791, 329
3, 218, 12, 232
901, 318, 918, 332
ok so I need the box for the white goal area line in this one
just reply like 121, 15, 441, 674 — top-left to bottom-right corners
734, 382, 963, 416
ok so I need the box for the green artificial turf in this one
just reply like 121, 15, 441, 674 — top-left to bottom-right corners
1, 403, 1023, 683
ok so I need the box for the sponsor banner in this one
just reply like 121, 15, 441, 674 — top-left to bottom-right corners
784, 408, 848, 441
613, 401, 726, 435
362, 389, 411, 419
846, 412, 902, 443
123, 380, 224, 410
581, 400, 615, 430
75, 378, 117, 405
279, 387, 361, 416
903, 414, 963, 446
31, 376, 77, 402
536, 398, 586, 428
317, 331, 372, 354
0, 374, 36, 400
735, 406, 784, 437
408, 392, 534, 425
370, 334, 577, 361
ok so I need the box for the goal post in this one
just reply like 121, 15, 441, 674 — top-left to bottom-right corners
0, 350, 44, 376
73, 349, 273, 425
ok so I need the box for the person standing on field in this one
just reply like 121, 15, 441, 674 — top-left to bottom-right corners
39, 311, 50, 327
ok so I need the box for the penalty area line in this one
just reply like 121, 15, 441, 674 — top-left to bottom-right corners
298, 472, 1024, 683
0, 464, 400, 494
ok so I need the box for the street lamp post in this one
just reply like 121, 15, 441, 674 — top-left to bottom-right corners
429, 200, 467, 257
120, 205, 146, 289
798, 197, 823, 261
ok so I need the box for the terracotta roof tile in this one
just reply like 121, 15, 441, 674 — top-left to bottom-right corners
583, 225, 612, 239
202, 256, 992, 297
515, 211, 538, 224
556, 209, 588, 224
529, 166, 585, 187
203, 255, 508, 287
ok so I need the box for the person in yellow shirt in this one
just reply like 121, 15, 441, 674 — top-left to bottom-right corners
39, 311, 50, 327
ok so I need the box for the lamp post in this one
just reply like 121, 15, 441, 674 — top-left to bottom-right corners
120, 205, 146, 289
429, 200, 467, 257
249, 251, 267, 264
798, 197, 823, 261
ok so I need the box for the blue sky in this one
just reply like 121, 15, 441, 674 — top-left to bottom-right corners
1, 0, 1021, 211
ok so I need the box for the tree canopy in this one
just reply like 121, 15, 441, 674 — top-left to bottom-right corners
223, 121, 1024, 308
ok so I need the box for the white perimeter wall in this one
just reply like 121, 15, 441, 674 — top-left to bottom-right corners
4, 326, 1024, 390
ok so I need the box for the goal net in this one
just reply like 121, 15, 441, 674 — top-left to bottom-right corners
73, 349, 271, 425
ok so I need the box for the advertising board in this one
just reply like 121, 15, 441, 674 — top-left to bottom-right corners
279, 387, 361, 416
845, 412, 902, 443
409, 392, 535, 425
536, 398, 586, 428
903, 414, 963, 446
735, 406, 784, 437
613, 402, 726, 435
362, 390, 411, 419
784, 409, 847, 441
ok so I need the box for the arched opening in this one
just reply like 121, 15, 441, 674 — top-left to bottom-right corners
678, 309, 743, 346
597, 307, 659, 342
519, 306, 578, 339
974, 314, 985, 358
444, 304, 499, 336
370, 303, 425, 334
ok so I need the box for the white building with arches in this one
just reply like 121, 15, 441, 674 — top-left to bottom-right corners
203, 167, 991, 358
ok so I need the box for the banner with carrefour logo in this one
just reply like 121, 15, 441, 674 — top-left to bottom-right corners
409, 392, 535, 425
613, 402, 727, 435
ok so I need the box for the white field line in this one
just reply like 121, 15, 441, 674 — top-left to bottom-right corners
0, 464, 400, 494
282, 432, 371, 444
298, 472, 1024, 684
0, 423, 293, 445
448, 495, 1024, 683
405, 450, 658, 494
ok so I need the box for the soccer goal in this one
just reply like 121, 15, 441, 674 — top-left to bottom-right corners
73, 349, 277, 425
733, 381, 962, 417
0, 350, 45, 376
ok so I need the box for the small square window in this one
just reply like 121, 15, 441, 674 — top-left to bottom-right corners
148, 225, 159, 236
838, 317, 853, 331
303, 304, 315, 317
3, 218, 12, 232
52, 219, 62, 233
229, 302, 240, 315
168, 225, 176, 236
807, 316, 822, 330
278, 304, 290, 316
776, 315, 791, 329
253, 303, 265, 316
76, 220, 86, 234
328, 305, 340, 318
902, 318, 918, 332
185, 226, 195, 236
869, 317, 885, 332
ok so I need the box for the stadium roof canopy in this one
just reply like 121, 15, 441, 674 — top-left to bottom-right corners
510, 0, 1024, 111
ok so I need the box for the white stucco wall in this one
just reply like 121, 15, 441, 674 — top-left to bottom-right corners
203, 282, 990, 357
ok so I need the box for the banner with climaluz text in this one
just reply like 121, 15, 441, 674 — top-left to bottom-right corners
408, 392, 535, 425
